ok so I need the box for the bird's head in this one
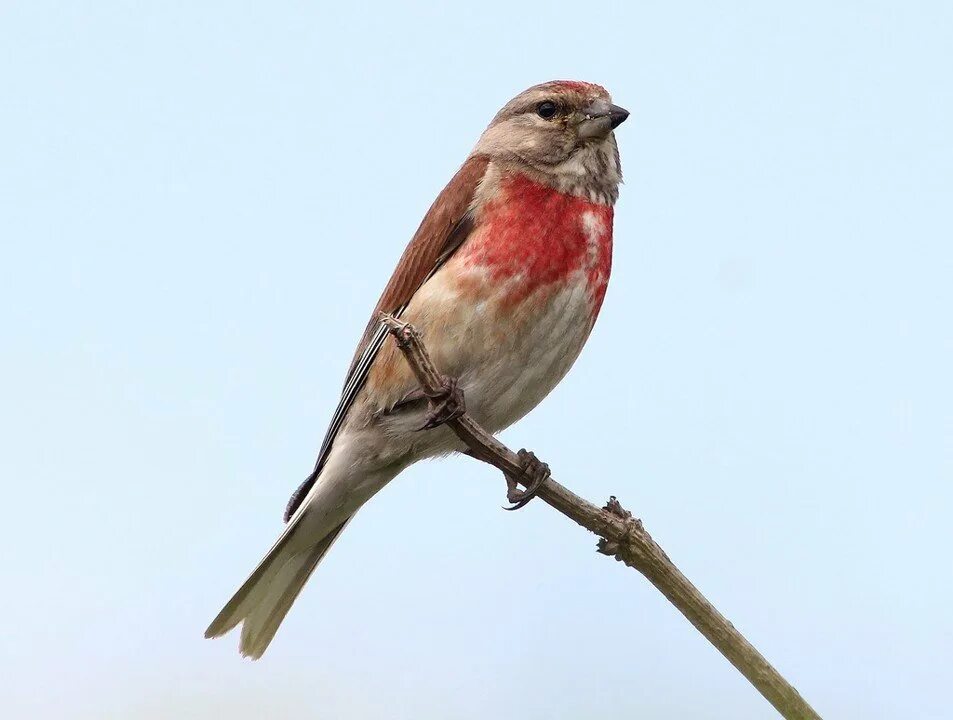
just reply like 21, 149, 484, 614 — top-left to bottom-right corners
473, 81, 629, 203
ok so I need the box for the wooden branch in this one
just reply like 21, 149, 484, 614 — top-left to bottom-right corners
380, 313, 822, 720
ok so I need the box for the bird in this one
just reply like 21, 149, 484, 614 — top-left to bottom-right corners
205, 80, 629, 658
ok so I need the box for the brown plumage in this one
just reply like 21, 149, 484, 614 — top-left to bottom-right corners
284, 154, 489, 521
351, 154, 490, 374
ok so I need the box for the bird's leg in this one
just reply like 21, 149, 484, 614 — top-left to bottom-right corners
504, 449, 550, 511
418, 375, 466, 430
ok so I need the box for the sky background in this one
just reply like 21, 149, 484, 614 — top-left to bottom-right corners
2, 2, 951, 718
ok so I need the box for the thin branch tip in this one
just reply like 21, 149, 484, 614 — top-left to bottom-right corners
379, 313, 414, 347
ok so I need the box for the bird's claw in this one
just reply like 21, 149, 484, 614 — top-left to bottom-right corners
417, 375, 466, 431
504, 449, 550, 511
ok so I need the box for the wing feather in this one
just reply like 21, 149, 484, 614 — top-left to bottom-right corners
283, 154, 489, 521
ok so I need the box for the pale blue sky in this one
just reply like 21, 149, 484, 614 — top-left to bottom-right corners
2, 2, 951, 719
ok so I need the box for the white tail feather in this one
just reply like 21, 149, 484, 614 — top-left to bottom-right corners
205, 516, 351, 659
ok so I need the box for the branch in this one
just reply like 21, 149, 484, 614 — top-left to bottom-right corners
380, 313, 822, 720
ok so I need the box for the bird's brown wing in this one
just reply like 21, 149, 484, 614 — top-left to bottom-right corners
284, 154, 489, 521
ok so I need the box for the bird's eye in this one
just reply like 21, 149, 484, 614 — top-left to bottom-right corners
536, 101, 558, 119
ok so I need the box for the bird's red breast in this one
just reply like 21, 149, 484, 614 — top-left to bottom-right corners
458, 171, 613, 315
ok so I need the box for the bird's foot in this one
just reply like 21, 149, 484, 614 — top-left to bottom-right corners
418, 375, 466, 430
504, 449, 550, 511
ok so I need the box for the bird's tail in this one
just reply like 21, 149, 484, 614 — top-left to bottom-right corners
204, 513, 352, 659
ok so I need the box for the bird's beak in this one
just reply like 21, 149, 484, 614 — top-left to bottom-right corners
577, 100, 630, 140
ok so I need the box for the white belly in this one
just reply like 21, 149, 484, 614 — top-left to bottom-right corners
372, 266, 598, 456
466, 273, 595, 432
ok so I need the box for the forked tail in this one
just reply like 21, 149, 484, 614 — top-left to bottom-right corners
205, 517, 350, 659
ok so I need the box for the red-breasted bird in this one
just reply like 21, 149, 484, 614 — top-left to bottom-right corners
206, 80, 629, 658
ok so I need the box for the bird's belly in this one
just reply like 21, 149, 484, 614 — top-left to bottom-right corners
460, 273, 596, 432
385, 263, 600, 440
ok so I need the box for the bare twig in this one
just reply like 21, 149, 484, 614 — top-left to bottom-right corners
380, 313, 822, 720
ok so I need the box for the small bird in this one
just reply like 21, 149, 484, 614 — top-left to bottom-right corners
206, 80, 629, 658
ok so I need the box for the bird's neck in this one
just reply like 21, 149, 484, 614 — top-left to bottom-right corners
476, 140, 621, 206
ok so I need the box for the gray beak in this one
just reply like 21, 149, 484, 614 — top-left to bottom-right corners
577, 99, 630, 140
